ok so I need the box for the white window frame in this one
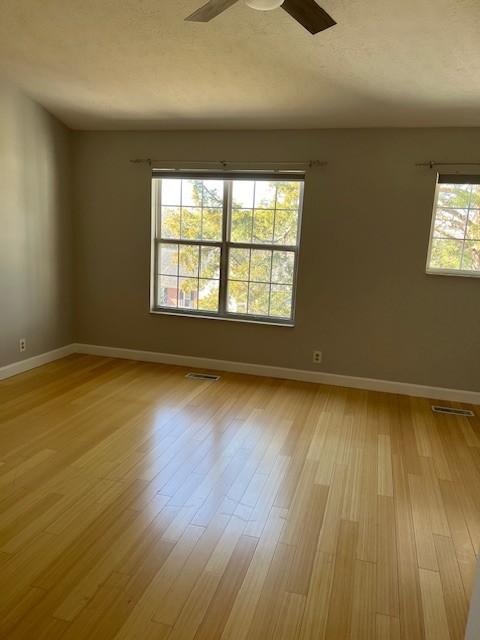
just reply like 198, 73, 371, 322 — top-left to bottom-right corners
426, 173, 480, 278
150, 170, 305, 326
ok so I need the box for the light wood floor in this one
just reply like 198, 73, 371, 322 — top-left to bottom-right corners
0, 355, 479, 639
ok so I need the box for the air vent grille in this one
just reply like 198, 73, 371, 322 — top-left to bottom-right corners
432, 405, 474, 417
185, 372, 220, 381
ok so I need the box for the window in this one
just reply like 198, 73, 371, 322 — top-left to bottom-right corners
151, 171, 304, 324
427, 175, 480, 276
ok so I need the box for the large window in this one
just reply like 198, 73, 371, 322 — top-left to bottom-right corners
427, 174, 480, 276
151, 171, 304, 324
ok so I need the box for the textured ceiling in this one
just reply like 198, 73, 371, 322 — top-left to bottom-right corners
1, 0, 480, 129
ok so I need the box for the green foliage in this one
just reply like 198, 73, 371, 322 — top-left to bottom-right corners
430, 239, 463, 270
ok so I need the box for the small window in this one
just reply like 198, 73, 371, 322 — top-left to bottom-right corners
151, 171, 304, 324
427, 174, 480, 277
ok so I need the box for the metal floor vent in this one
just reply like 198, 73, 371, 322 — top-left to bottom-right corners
432, 405, 475, 417
186, 372, 220, 381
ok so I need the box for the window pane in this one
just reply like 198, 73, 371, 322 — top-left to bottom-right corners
461, 241, 480, 271
429, 239, 463, 270
250, 249, 271, 282
433, 208, 468, 239
179, 245, 199, 277
158, 275, 178, 307
202, 208, 222, 241
470, 184, 480, 209
159, 243, 178, 275
271, 251, 294, 284
270, 285, 292, 318
467, 210, 480, 240
229, 248, 250, 281
181, 207, 202, 240
231, 209, 253, 243
200, 246, 220, 279
182, 180, 203, 207
274, 209, 298, 245
157, 245, 220, 312
198, 279, 220, 312
227, 280, 248, 314
202, 180, 223, 207
161, 179, 181, 205
276, 182, 301, 209
254, 181, 276, 209
232, 181, 254, 209
161, 207, 181, 239
248, 283, 270, 316
178, 277, 198, 309
437, 183, 472, 209
252, 209, 274, 244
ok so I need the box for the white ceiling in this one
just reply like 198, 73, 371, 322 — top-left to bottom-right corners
1, 0, 480, 130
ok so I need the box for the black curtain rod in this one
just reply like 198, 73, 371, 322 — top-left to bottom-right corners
416, 161, 480, 168
130, 159, 326, 168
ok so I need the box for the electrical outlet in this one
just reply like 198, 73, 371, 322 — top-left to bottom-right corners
19, 338, 26, 353
313, 350, 322, 364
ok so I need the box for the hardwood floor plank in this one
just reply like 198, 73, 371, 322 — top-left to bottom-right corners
378, 434, 394, 497
194, 535, 257, 640
324, 519, 358, 640
408, 473, 439, 571
439, 479, 477, 598
418, 568, 452, 640
376, 495, 399, 617
433, 534, 469, 640
153, 512, 230, 626
272, 591, 305, 639
376, 613, 401, 640
351, 559, 376, 640
114, 524, 205, 639
298, 550, 335, 640
392, 454, 425, 640
220, 511, 285, 640
243, 540, 295, 640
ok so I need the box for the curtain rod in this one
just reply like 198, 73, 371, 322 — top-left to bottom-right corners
129, 159, 326, 168
416, 161, 480, 169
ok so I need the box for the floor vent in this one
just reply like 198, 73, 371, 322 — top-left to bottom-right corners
432, 405, 475, 417
185, 372, 220, 381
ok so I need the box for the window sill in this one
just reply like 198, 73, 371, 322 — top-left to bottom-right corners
149, 308, 295, 327
426, 268, 480, 279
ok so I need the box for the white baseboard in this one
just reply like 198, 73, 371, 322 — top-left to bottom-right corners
0, 344, 75, 381
72, 343, 480, 405
1, 342, 478, 405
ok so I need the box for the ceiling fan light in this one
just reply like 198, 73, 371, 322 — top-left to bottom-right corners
245, 0, 284, 11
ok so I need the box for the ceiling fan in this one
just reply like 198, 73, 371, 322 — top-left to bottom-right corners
185, 0, 336, 35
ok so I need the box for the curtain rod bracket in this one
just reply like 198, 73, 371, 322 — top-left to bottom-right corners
130, 158, 152, 166
415, 160, 436, 168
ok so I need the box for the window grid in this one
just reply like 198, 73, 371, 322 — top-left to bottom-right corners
268, 248, 274, 317
231, 184, 298, 246
152, 176, 303, 323
427, 179, 480, 276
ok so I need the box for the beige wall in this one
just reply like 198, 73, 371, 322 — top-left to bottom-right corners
72, 129, 480, 392
0, 80, 73, 367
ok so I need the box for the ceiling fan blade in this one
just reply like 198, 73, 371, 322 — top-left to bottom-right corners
281, 0, 336, 34
185, 0, 239, 22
